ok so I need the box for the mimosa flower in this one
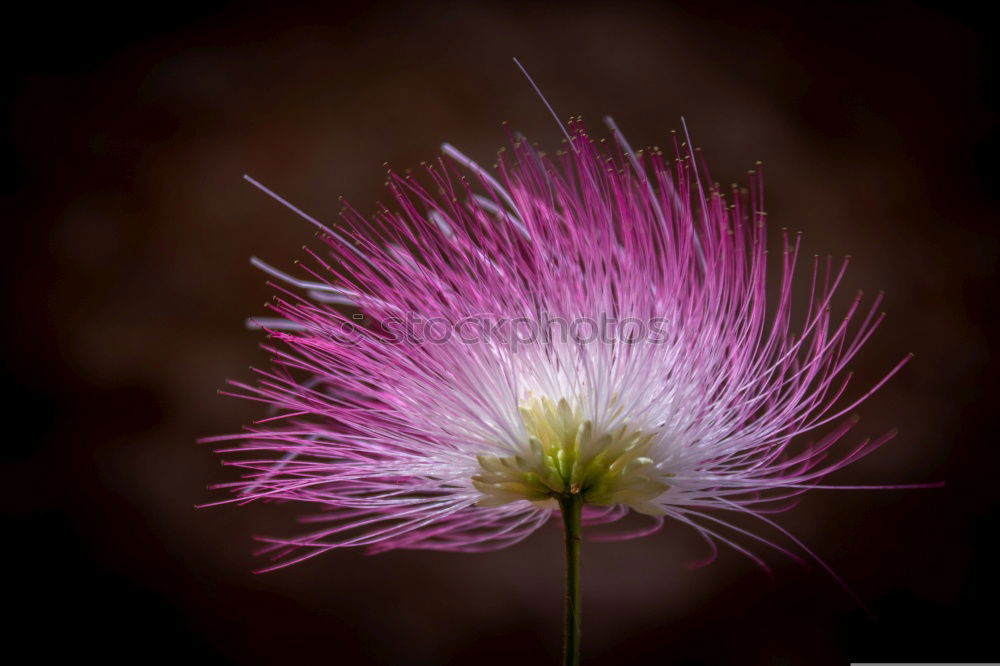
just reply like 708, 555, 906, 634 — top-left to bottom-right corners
207, 118, 908, 570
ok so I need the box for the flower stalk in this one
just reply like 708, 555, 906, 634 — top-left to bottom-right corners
558, 493, 583, 666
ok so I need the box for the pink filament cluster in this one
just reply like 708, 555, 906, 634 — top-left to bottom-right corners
205, 120, 910, 573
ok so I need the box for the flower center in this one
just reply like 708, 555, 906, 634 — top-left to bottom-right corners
472, 396, 670, 515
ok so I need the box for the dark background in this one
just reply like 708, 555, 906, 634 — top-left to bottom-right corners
4, 1, 997, 664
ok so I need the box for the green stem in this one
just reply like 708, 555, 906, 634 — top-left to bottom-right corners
558, 493, 583, 666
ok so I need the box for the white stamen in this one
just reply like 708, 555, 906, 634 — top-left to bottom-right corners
250, 256, 345, 294
389, 244, 420, 269
428, 210, 455, 238
471, 194, 530, 239
243, 174, 372, 264
245, 317, 309, 331
306, 290, 357, 305
513, 57, 573, 146
428, 209, 505, 275
440, 143, 522, 220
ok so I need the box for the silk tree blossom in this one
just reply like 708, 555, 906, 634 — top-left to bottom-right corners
206, 116, 915, 617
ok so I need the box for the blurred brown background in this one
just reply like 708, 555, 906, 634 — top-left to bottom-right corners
4, 1, 997, 664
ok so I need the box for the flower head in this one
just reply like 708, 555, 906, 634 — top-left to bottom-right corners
208, 119, 909, 572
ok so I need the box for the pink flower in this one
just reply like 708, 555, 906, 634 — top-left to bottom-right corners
206, 117, 911, 580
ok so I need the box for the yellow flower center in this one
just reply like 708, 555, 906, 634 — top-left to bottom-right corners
472, 396, 670, 515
